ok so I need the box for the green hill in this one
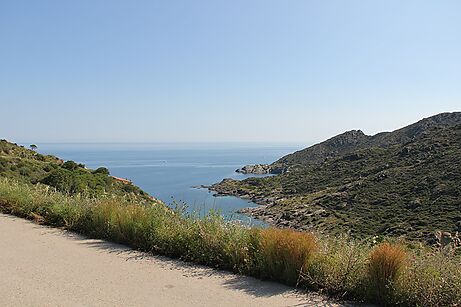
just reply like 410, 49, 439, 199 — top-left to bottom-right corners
213, 112, 461, 242
0, 140, 153, 203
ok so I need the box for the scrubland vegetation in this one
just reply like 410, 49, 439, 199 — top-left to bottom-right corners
213, 115, 461, 243
0, 139, 150, 201
1, 178, 460, 306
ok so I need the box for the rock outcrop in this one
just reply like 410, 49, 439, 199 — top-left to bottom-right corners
236, 164, 286, 174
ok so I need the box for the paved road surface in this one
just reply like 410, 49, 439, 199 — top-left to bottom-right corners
0, 213, 346, 307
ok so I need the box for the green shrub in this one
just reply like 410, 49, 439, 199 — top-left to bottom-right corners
62, 160, 79, 171
40, 168, 111, 196
395, 252, 461, 306
93, 167, 110, 175
19, 167, 30, 176
303, 235, 369, 297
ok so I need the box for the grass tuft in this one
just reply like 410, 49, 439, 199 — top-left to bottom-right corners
259, 227, 317, 285
367, 242, 407, 303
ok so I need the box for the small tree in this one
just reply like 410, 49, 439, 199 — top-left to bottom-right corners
30, 144, 38, 151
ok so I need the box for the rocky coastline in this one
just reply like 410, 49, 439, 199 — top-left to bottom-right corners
195, 181, 278, 227
210, 179, 303, 229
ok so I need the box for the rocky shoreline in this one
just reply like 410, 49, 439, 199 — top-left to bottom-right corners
194, 181, 278, 225
236, 205, 295, 228
210, 179, 305, 229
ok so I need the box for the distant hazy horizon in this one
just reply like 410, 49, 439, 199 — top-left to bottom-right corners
15, 141, 308, 148
8, 112, 461, 145
12, 111, 459, 146
1, 1, 460, 144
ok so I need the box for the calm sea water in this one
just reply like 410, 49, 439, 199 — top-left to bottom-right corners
37, 143, 302, 225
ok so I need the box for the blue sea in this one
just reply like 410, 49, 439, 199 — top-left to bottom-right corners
37, 143, 302, 225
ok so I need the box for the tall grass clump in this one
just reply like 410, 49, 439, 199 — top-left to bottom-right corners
367, 242, 407, 303
259, 227, 317, 285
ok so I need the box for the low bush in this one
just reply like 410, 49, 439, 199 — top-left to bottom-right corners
302, 235, 369, 297
395, 252, 461, 306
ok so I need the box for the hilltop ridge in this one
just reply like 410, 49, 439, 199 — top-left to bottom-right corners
237, 112, 461, 175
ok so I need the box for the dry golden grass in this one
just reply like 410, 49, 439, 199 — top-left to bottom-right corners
259, 227, 318, 285
367, 242, 407, 303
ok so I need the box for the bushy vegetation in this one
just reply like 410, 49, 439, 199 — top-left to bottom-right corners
40, 168, 113, 196
0, 178, 460, 306
0, 139, 150, 202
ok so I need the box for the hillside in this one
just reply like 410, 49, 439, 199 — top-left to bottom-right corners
213, 112, 461, 242
0, 140, 153, 203
237, 112, 461, 174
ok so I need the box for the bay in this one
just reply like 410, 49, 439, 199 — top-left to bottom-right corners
38, 143, 302, 226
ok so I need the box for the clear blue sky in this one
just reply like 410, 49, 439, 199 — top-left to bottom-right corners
1, 1, 460, 143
